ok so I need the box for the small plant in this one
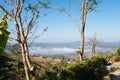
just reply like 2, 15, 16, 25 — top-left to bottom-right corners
117, 47, 120, 56
75, 50, 81, 55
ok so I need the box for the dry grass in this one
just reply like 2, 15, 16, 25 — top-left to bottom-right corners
110, 56, 120, 62
103, 75, 111, 80
112, 62, 120, 69
30, 57, 61, 65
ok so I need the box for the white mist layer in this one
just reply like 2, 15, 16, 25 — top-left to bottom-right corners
29, 46, 111, 56
29, 47, 78, 55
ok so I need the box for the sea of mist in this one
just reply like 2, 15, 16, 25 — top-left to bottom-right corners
6, 41, 120, 58
28, 42, 118, 57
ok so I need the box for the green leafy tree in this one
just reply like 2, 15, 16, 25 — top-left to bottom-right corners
0, 13, 10, 57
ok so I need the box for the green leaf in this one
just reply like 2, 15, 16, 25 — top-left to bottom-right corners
0, 13, 10, 57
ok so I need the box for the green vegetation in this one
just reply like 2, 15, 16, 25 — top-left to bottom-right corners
1, 52, 116, 80
76, 50, 81, 55
0, 53, 24, 80
0, 53, 60, 80
0, 13, 10, 57
0, 42, 119, 80
104, 53, 118, 59
60, 56, 108, 80
117, 47, 120, 56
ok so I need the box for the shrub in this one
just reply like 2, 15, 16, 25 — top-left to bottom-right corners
117, 47, 120, 56
59, 56, 108, 80
105, 53, 118, 59
87, 56, 107, 67
86, 56, 108, 80
60, 61, 88, 80
76, 50, 81, 55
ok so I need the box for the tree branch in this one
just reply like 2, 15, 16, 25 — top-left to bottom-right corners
87, 0, 97, 13
25, 13, 35, 38
10, 0, 16, 8
0, 5, 13, 17
9, 37, 18, 41
16, 1, 25, 40
52, 7, 81, 33
28, 30, 46, 47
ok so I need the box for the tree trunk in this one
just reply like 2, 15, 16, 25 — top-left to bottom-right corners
17, 19, 33, 79
79, 0, 87, 61
20, 43, 30, 80
24, 42, 34, 71
79, 32, 84, 61
14, 18, 31, 80
92, 44, 96, 56
79, 0, 86, 61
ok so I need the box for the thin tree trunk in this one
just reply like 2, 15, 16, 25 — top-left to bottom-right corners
92, 44, 96, 56
80, 32, 84, 61
20, 43, 30, 80
24, 42, 34, 71
79, 0, 85, 61
18, 13, 33, 71
15, 17, 32, 79
14, 18, 30, 80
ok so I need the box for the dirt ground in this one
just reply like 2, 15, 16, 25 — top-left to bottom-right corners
30, 57, 61, 65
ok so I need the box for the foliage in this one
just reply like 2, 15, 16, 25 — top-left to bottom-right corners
35, 61, 65, 80
117, 47, 120, 56
104, 53, 118, 59
0, 13, 10, 57
0, 51, 110, 80
0, 13, 9, 29
76, 50, 81, 55
9, 44, 21, 54
0, 53, 25, 80
59, 56, 108, 80
0, 52, 67, 80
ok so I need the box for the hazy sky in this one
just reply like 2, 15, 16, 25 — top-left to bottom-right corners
35, 0, 120, 43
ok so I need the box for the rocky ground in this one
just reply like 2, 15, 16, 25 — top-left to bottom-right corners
111, 70, 120, 80
104, 59, 120, 80
110, 62, 120, 80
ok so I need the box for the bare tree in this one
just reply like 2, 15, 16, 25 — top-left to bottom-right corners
0, 0, 49, 80
54, 0, 98, 61
88, 33, 100, 56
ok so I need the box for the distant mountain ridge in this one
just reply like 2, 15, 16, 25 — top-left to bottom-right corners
5, 41, 120, 50
98, 41, 120, 48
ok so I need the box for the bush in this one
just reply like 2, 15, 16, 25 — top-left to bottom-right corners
60, 61, 88, 80
59, 56, 108, 80
86, 56, 108, 80
0, 54, 25, 80
117, 47, 120, 56
87, 56, 107, 67
105, 53, 118, 59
